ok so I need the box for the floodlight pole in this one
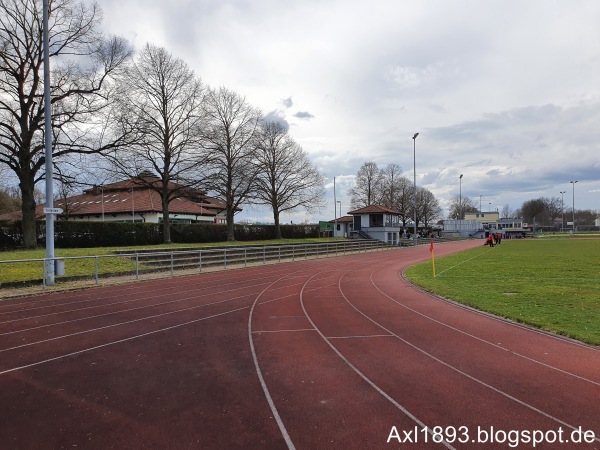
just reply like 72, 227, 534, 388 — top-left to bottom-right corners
559, 190, 566, 232
459, 174, 463, 235
412, 133, 419, 246
333, 176, 337, 237
570, 181, 578, 234
43, 0, 55, 286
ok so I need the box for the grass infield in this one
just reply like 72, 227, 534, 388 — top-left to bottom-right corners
406, 238, 600, 346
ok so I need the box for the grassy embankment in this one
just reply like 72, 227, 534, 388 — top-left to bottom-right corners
406, 237, 600, 345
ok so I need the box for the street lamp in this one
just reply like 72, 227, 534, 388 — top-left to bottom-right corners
489, 202, 491, 212
412, 133, 419, 246
560, 190, 566, 232
570, 181, 578, 233
459, 174, 463, 234
337, 200, 341, 219
479, 194, 482, 214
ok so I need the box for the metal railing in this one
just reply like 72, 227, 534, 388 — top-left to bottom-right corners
0, 240, 389, 292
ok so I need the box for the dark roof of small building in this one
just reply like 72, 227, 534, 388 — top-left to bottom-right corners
347, 205, 402, 215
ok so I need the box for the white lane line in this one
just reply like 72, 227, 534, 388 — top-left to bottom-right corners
340, 272, 600, 444
401, 264, 600, 353
0, 293, 255, 353
327, 334, 394, 339
0, 306, 249, 376
369, 270, 600, 386
251, 329, 315, 334
300, 270, 457, 450
248, 274, 299, 450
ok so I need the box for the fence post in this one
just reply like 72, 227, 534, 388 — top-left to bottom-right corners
199, 250, 202, 273
263, 246, 266, 265
171, 253, 174, 276
245, 248, 247, 267
224, 249, 227, 269
95, 256, 99, 284
42, 259, 47, 289
135, 253, 139, 280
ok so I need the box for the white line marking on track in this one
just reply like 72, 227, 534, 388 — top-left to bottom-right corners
248, 274, 298, 450
251, 329, 315, 334
383, 270, 600, 385
0, 293, 255, 353
300, 270, 457, 450
341, 270, 600, 444
0, 306, 249, 376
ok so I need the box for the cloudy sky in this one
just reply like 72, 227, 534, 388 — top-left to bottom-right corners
100, 0, 600, 223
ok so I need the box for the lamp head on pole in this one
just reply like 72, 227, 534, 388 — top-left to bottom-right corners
413, 133, 419, 140
459, 174, 463, 179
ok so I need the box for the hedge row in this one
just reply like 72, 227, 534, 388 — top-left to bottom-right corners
0, 221, 319, 249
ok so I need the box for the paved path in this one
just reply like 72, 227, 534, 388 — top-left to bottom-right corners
0, 241, 598, 449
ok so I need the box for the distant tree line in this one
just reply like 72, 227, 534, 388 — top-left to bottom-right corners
348, 163, 598, 229
0, 0, 325, 248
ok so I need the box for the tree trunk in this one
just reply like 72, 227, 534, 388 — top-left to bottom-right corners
161, 195, 171, 244
20, 175, 38, 249
273, 209, 282, 240
226, 205, 235, 241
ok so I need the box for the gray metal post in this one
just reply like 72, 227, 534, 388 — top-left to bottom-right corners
43, 0, 55, 285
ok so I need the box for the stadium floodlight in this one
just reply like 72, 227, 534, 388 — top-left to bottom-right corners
570, 181, 578, 233
412, 133, 419, 246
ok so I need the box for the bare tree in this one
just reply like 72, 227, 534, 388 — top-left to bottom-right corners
417, 187, 442, 228
391, 176, 413, 227
519, 197, 562, 226
0, 0, 132, 247
202, 86, 262, 241
448, 195, 478, 220
379, 163, 403, 209
110, 43, 209, 243
348, 161, 383, 208
253, 121, 325, 239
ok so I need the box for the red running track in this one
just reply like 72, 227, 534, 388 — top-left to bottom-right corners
0, 240, 598, 449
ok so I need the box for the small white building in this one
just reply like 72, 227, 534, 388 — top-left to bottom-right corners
347, 205, 402, 244
330, 216, 354, 238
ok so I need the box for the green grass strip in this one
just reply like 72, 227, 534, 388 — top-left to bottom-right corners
406, 238, 600, 346
0, 238, 344, 284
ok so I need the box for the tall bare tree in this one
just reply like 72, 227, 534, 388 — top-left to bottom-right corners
0, 0, 132, 247
417, 187, 442, 228
379, 163, 403, 209
202, 86, 262, 241
253, 121, 325, 239
348, 161, 383, 208
111, 43, 209, 243
448, 194, 478, 220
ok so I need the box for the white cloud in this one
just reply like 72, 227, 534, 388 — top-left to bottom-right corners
97, 0, 600, 220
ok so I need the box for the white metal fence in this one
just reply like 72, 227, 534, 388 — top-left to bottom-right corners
1, 240, 392, 292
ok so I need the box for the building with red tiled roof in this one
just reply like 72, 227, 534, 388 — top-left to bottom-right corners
0, 177, 232, 224
346, 204, 403, 244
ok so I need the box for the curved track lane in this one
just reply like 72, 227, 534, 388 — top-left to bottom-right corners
1, 241, 598, 449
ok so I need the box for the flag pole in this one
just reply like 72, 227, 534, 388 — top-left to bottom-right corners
429, 239, 436, 277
